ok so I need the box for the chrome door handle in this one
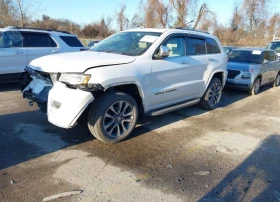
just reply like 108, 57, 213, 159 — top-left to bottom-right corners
14, 51, 24, 54
208, 58, 214, 61
52, 50, 59, 53
181, 60, 189, 64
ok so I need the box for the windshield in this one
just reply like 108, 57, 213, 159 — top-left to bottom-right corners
267, 42, 280, 53
91, 32, 162, 56
224, 47, 233, 54
228, 50, 261, 64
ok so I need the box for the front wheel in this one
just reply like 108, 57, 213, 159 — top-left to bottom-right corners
87, 92, 138, 143
249, 78, 261, 95
200, 78, 222, 110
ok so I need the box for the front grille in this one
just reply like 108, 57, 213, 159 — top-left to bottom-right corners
227, 70, 241, 79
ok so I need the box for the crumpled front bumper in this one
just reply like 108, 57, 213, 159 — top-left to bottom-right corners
48, 82, 94, 128
19, 67, 53, 113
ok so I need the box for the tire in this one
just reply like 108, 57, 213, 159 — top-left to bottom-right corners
249, 77, 261, 95
200, 78, 222, 110
273, 73, 280, 87
87, 91, 138, 143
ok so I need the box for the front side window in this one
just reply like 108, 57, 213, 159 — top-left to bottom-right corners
186, 38, 206, 55
91, 32, 162, 56
206, 38, 221, 54
269, 51, 278, 61
23, 33, 57, 47
228, 50, 261, 64
162, 37, 186, 57
0, 31, 23, 48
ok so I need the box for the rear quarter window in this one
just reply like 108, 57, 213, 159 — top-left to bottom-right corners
206, 37, 221, 54
59, 36, 83, 47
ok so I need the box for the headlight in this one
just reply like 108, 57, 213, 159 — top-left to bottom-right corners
59, 74, 91, 85
241, 71, 251, 79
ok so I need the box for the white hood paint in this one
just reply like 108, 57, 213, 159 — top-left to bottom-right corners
29, 51, 136, 73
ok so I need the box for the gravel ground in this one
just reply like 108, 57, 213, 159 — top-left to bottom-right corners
0, 83, 280, 202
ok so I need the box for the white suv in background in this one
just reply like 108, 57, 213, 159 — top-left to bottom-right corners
0, 26, 86, 82
20, 28, 227, 143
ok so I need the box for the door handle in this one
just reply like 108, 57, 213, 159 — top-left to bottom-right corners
14, 51, 24, 54
208, 58, 214, 61
181, 60, 189, 64
52, 50, 59, 53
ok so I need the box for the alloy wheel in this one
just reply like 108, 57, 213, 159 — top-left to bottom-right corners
103, 101, 134, 138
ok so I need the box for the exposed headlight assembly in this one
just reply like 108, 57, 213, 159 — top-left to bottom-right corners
59, 74, 91, 85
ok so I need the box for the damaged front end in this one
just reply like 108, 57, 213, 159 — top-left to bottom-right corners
19, 66, 59, 113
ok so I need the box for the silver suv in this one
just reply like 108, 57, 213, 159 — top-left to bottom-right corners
226, 48, 280, 95
0, 26, 86, 83
20, 28, 227, 143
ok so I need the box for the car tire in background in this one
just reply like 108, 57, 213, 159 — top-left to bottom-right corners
199, 78, 222, 110
87, 91, 138, 143
249, 77, 261, 95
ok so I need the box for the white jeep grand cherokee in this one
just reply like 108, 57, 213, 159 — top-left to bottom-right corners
20, 28, 227, 143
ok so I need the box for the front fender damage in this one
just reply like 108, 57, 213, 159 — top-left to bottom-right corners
19, 67, 54, 113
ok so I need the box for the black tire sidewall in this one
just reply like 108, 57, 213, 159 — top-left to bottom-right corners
88, 92, 138, 143
201, 78, 222, 110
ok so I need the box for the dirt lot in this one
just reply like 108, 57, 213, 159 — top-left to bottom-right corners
1, 83, 280, 202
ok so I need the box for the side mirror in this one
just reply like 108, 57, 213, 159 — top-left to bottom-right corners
154, 46, 170, 59
262, 59, 269, 64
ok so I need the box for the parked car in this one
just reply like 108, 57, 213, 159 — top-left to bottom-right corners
226, 48, 280, 95
267, 34, 280, 58
223, 46, 238, 55
20, 28, 227, 143
0, 26, 87, 83
88, 40, 100, 47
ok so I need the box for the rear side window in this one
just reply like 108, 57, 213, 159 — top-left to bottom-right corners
186, 38, 206, 55
206, 37, 221, 54
60, 36, 83, 47
23, 33, 57, 47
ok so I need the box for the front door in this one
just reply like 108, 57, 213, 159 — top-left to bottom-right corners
0, 31, 27, 77
150, 35, 207, 107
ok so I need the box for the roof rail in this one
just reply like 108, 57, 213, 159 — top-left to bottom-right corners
273, 34, 280, 41
4, 26, 71, 34
175, 27, 210, 34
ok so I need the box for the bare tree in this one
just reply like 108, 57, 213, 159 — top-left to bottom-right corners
15, 0, 41, 27
242, 0, 270, 36
0, 0, 18, 27
169, 0, 190, 27
116, 3, 129, 31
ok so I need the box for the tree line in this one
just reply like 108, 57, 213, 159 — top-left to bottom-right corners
0, 0, 280, 46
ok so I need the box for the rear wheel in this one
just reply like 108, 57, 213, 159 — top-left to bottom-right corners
273, 73, 280, 87
87, 92, 138, 143
200, 78, 222, 110
249, 78, 261, 95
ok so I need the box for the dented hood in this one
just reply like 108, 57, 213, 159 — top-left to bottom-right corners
29, 51, 136, 73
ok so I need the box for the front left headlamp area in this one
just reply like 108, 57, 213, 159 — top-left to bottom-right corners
241, 71, 251, 79
59, 74, 91, 85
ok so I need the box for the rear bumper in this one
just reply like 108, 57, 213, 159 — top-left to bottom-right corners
47, 82, 94, 128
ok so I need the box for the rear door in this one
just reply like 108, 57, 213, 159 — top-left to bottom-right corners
0, 31, 27, 76
22, 32, 60, 64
